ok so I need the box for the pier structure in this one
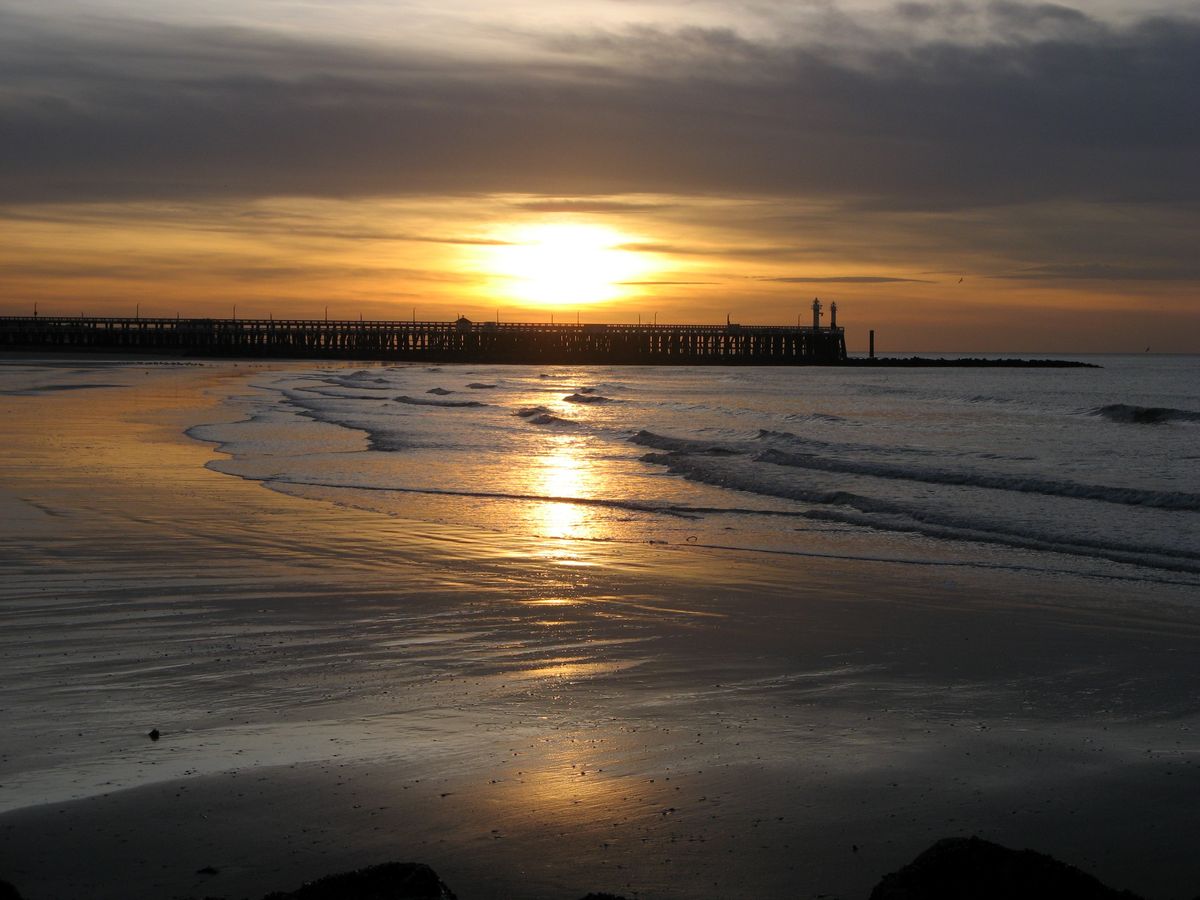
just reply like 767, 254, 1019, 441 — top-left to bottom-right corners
0, 315, 848, 364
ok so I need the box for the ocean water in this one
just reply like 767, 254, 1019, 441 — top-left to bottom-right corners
191, 355, 1200, 588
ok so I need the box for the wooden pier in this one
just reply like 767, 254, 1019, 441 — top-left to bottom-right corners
0, 315, 848, 364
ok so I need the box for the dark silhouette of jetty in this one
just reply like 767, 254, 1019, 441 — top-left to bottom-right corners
1, 301, 1094, 367
0, 308, 848, 365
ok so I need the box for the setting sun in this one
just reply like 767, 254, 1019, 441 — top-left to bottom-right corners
484, 223, 650, 307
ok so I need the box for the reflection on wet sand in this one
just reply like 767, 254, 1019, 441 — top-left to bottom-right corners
511, 658, 643, 681
512, 731, 637, 820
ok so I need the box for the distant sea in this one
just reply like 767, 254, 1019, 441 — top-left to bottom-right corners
191, 354, 1200, 589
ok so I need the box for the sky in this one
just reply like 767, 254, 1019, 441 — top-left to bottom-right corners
2, 0, 1198, 351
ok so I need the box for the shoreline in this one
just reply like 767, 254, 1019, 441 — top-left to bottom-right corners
1, 361, 1197, 899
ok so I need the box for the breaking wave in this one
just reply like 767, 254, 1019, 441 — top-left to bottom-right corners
630, 430, 741, 456
564, 393, 615, 404
320, 373, 392, 390
530, 413, 575, 426
394, 395, 486, 408
758, 449, 1200, 511
1091, 404, 1200, 425
641, 451, 1200, 576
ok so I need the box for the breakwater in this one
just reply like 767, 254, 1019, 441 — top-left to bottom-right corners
0, 316, 848, 364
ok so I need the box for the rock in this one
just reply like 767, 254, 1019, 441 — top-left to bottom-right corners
868, 836, 1145, 900
261, 862, 456, 899
147, 728, 161, 741
576, 894, 630, 900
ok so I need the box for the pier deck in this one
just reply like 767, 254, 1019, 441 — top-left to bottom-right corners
0, 316, 848, 364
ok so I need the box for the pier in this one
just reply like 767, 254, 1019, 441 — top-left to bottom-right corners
0, 311, 848, 365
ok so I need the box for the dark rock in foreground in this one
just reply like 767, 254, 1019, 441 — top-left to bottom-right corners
261, 862, 457, 900
0, 839, 1165, 900
869, 836, 1145, 900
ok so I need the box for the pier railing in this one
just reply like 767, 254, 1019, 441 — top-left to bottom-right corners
0, 316, 848, 365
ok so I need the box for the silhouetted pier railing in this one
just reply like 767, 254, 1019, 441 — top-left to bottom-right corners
0, 316, 848, 364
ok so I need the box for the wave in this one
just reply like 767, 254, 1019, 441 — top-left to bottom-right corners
756, 429, 800, 443
963, 394, 1017, 405
426, 387, 455, 396
530, 413, 575, 426
797, 508, 1200, 579
640, 450, 1200, 576
783, 411, 848, 424
758, 449, 1200, 512
1090, 404, 1200, 425
394, 395, 486, 408
563, 393, 615, 404
754, 428, 937, 458
630, 430, 741, 456
320, 374, 392, 390
294, 386, 394, 400
268, 476, 719, 519
365, 432, 412, 452
515, 406, 549, 418
467, 383, 497, 389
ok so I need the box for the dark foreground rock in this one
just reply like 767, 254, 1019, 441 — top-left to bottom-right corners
0, 840, 1163, 900
869, 836, 1145, 900
261, 862, 457, 900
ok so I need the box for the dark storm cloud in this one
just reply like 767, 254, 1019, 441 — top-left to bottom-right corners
1, 4, 1198, 210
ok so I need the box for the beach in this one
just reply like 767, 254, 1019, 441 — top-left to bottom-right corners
0, 359, 1197, 900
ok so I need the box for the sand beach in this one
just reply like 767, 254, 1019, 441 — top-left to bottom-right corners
0, 359, 1197, 900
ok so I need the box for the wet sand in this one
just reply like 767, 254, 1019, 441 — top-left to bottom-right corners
0, 360, 1197, 900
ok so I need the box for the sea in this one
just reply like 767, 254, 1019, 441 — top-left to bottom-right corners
190, 354, 1200, 590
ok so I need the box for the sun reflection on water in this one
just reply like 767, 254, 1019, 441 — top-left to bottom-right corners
526, 434, 603, 545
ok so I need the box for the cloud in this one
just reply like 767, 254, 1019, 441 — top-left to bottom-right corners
616, 241, 813, 259
991, 263, 1200, 281
1, 3, 1198, 212
512, 199, 674, 213
761, 276, 938, 284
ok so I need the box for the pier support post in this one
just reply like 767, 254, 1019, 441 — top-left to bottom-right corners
869, 329, 875, 359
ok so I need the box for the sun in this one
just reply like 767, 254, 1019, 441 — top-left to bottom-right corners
485, 223, 649, 306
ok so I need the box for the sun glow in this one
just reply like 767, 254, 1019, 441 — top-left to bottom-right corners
485, 223, 650, 306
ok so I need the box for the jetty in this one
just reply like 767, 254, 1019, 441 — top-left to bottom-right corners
0, 301, 848, 365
